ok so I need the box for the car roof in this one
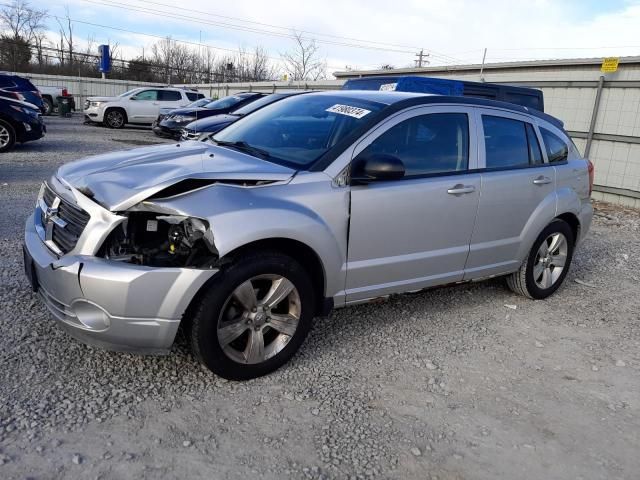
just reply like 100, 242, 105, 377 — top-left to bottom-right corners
304, 90, 562, 128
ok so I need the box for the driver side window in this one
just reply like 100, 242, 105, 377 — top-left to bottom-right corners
132, 90, 158, 101
360, 113, 470, 177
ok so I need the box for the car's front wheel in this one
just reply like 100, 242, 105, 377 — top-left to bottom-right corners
0, 119, 16, 153
507, 219, 575, 299
189, 251, 315, 380
104, 108, 126, 129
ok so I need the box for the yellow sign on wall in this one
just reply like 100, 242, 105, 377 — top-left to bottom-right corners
601, 57, 619, 73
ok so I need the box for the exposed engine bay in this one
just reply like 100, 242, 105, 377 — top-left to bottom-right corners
100, 212, 219, 268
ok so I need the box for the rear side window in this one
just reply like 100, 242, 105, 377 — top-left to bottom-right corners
186, 92, 200, 101
361, 113, 469, 176
540, 128, 569, 163
160, 90, 182, 101
482, 115, 541, 168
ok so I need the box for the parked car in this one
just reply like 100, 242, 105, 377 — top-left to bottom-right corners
83, 87, 204, 128
0, 73, 45, 113
24, 90, 593, 380
152, 92, 265, 139
181, 91, 312, 141
153, 97, 212, 129
37, 85, 75, 115
0, 96, 45, 152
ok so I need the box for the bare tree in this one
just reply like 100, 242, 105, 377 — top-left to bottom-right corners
56, 6, 74, 71
280, 31, 326, 81
0, 0, 46, 41
0, 0, 47, 70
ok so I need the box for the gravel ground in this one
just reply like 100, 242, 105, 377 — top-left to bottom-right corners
1, 116, 639, 480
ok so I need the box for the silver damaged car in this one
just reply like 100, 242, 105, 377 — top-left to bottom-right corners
23, 91, 594, 379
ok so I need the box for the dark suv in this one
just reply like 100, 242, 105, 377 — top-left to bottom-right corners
0, 97, 46, 152
0, 73, 45, 113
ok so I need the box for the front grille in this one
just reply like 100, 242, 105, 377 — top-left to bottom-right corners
41, 183, 90, 254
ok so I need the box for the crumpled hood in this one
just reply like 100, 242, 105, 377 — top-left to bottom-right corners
56, 141, 295, 211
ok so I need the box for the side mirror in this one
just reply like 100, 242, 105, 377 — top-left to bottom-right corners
351, 153, 405, 185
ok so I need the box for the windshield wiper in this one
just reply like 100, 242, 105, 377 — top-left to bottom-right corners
213, 140, 272, 160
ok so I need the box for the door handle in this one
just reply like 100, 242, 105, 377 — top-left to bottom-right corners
447, 184, 476, 195
532, 176, 552, 185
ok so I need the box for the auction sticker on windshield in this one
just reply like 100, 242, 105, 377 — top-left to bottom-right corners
326, 104, 371, 119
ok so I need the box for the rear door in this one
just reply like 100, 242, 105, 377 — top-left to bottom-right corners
464, 109, 556, 279
346, 105, 481, 302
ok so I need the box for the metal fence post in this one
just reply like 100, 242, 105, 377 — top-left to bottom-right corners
585, 75, 605, 158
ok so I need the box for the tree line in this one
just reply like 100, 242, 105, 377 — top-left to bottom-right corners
0, 0, 327, 83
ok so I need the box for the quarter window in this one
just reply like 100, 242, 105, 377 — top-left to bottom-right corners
360, 113, 470, 176
132, 90, 157, 101
160, 90, 182, 101
540, 128, 569, 163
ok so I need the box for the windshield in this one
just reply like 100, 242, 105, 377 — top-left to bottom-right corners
232, 94, 290, 116
212, 94, 385, 169
118, 89, 140, 97
188, 98, 210, 108
205, 94, 253, 110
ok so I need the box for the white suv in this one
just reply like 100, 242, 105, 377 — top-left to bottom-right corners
83, 87, 204, 129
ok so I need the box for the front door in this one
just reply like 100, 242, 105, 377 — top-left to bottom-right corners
346, 106, 481, 303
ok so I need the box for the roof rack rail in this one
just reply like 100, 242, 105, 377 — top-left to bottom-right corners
342, 75, 545, 112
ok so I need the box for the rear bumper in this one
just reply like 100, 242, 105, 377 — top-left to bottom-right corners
24, 213, 217, 354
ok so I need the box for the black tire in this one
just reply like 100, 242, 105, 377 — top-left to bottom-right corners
189, 251, 315, 380
103, 108, 126, 129
42, 96, 54, 116
0, 119, 17, 153
506, 219, 575, 299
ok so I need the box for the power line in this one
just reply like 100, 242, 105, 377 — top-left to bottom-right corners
71, 0, 467, 64
79, 0, 417, 54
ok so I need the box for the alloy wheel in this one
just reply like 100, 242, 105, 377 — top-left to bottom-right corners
217, 274, 301, 365
107, 111, 124, 128
533, 232, 568, 289
0, 124, 10, 147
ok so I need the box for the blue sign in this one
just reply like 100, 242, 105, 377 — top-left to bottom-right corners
98, 45, 111, 73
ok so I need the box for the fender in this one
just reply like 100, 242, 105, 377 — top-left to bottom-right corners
141, 177, 350, 299
514, 188, 558, 265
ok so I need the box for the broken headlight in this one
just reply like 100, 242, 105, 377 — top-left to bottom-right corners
101, 212, 218, 268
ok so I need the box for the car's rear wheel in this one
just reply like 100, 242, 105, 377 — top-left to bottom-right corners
0, 119, 16, 153
189, 251, 315, 380
104, 108, 126, 129
507, 219, 574, 299
42, 97, 54, 116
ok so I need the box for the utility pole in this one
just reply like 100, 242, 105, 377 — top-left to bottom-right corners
415, 49, 428, 68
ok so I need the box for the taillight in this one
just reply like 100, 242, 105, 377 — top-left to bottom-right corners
587, 159, 595, 196
62, 88, 68, 96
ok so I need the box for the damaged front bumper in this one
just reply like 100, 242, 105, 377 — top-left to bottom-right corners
24, 213, 218, 354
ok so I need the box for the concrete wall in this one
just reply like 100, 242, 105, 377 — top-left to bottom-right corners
334, 58, 640, 207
